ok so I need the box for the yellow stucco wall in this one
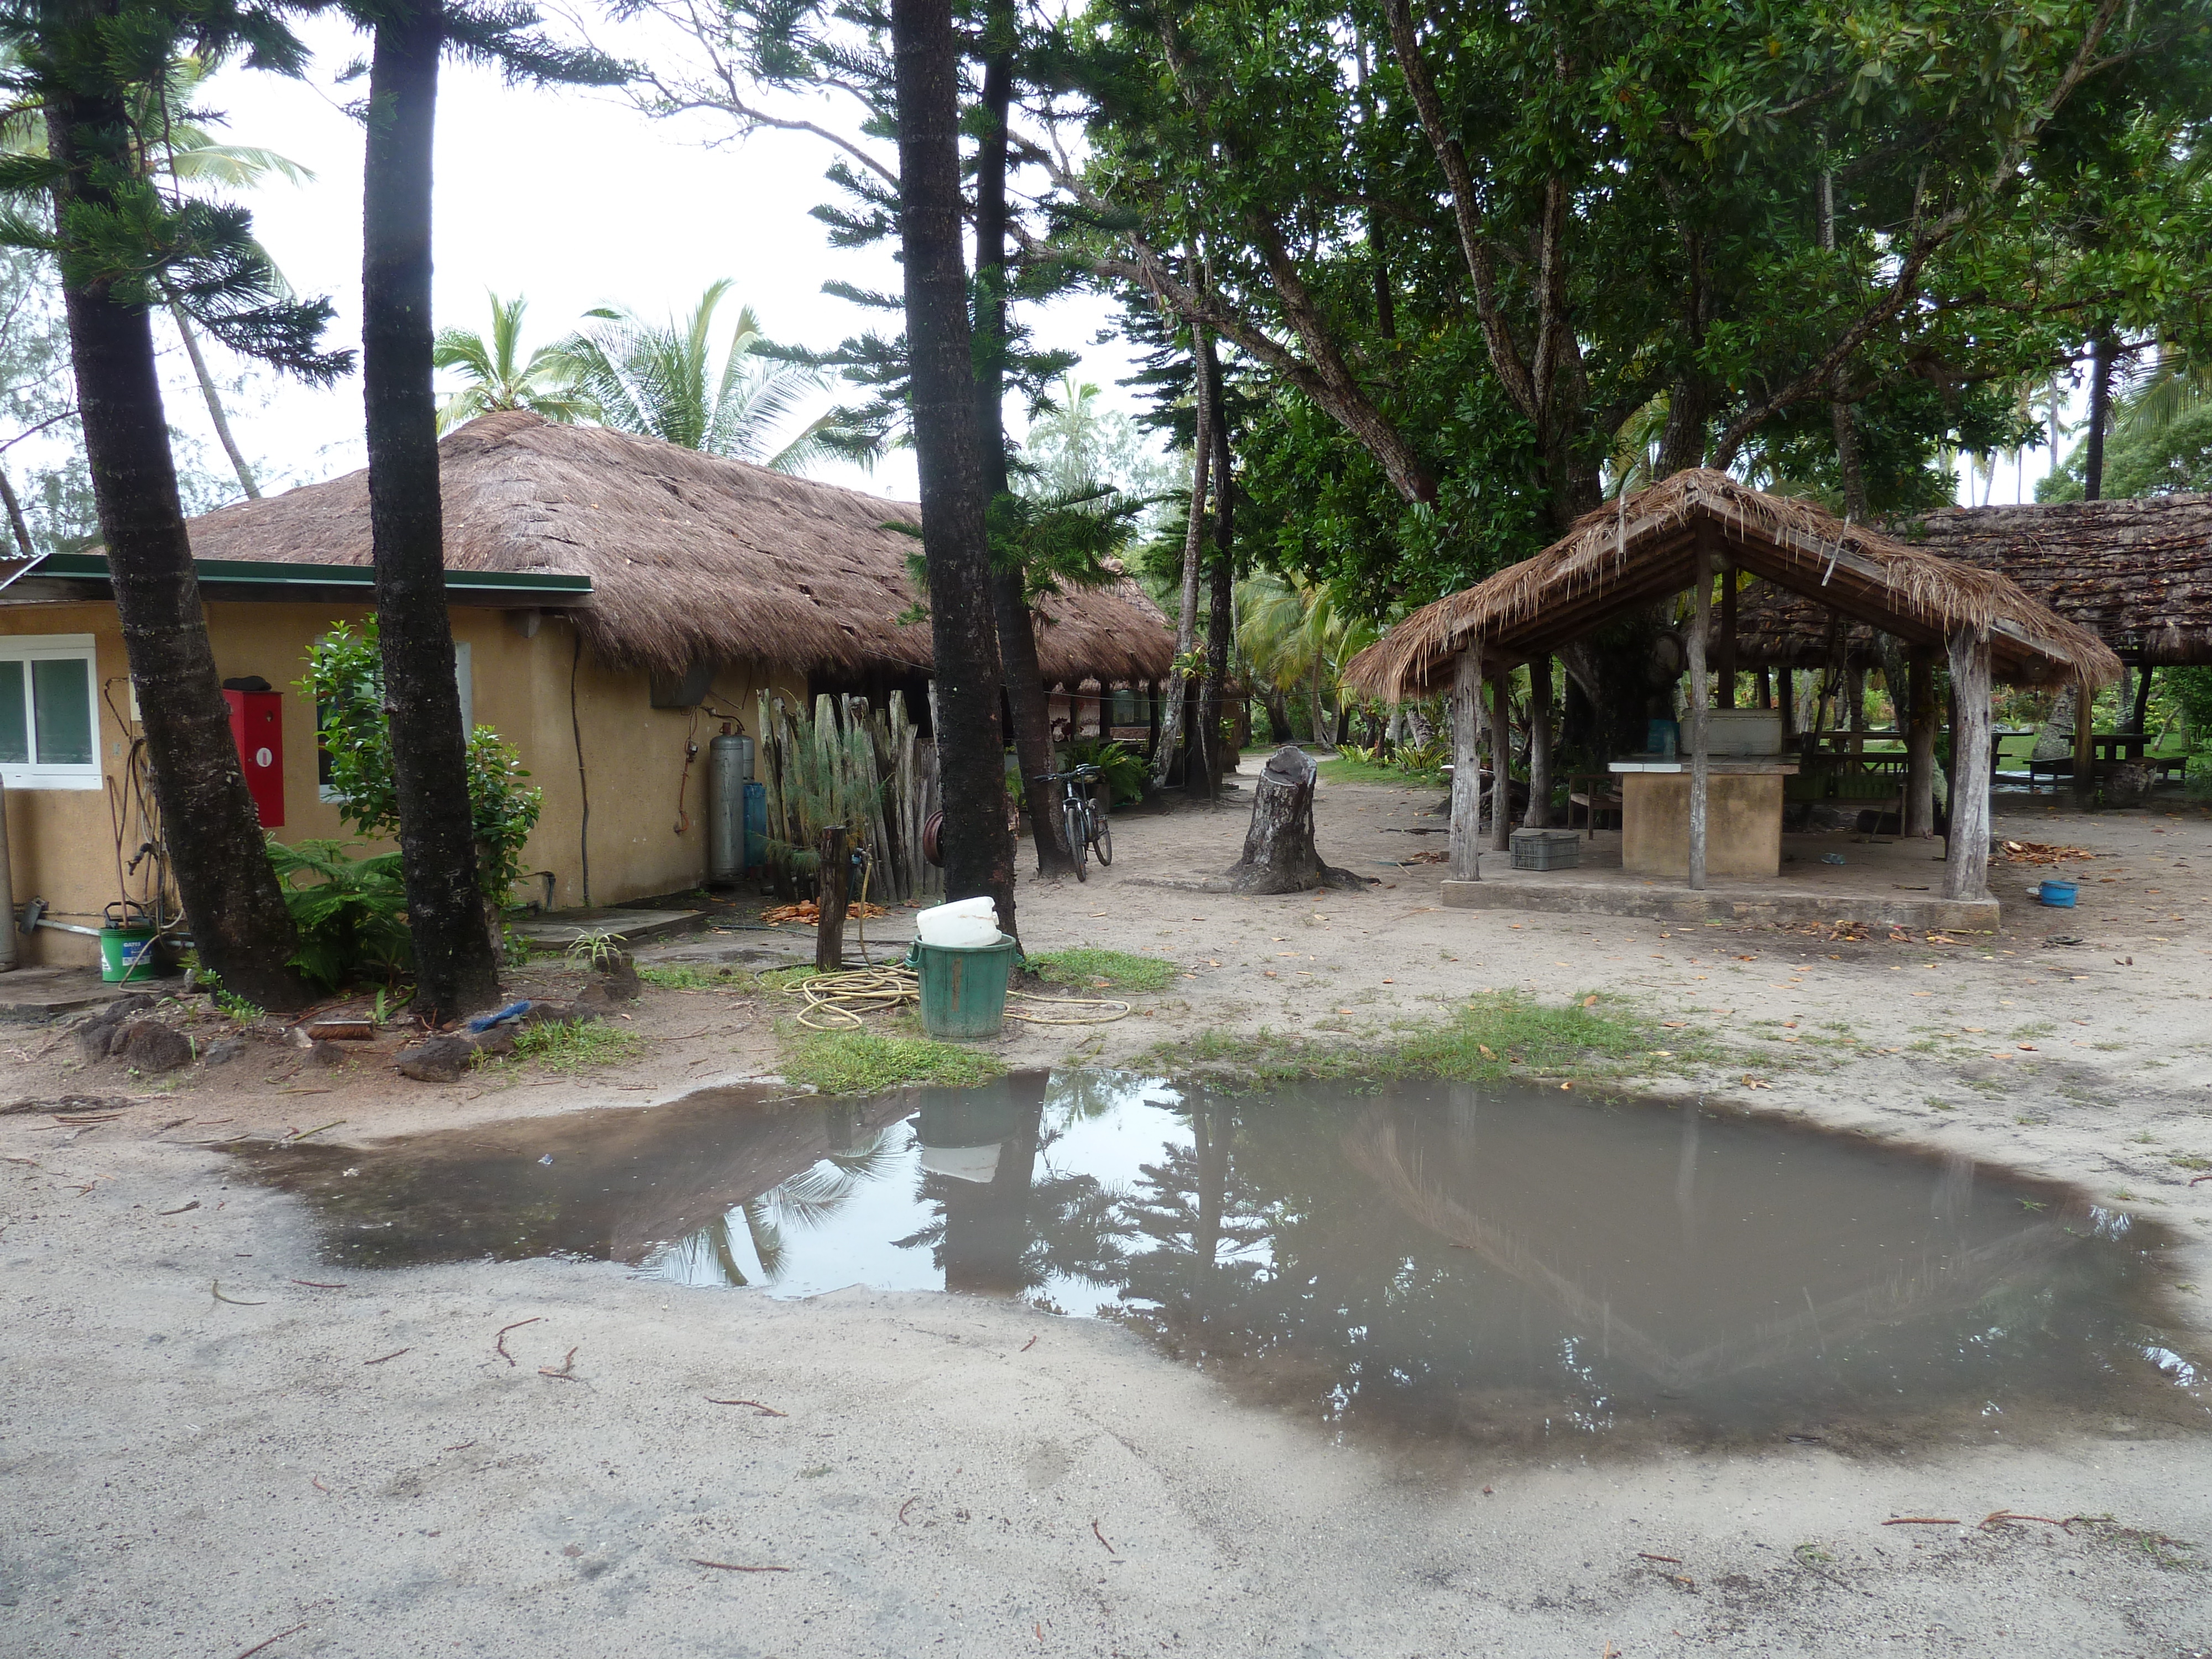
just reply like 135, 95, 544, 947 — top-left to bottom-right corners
2, 601, 801, 967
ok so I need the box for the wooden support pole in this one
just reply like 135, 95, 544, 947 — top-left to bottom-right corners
1525, 656, 1554, 827
1717, 567, 1738, 709
1777, 666, 1794, 735
1449, 645, 1483, 880
2072, 673, 2097, 808
1905, 645, 1937, 840
1489, 675, 1513, 853
816, 823, 851, 971
1944, 628, 1992, 902
1687, 537, 1713, 891
1756, 667, 1772, 710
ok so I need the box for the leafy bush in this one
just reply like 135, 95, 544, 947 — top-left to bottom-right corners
301, 620, 544, 902
267, 839, 413, 991
1056, 735, 1147, 803
2168, 666, 2212, 749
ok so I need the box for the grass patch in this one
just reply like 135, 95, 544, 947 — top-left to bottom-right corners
637, 962, 817, 992
1158, 990, 1697, 1091
1026, 948, 1177, 993
507, 1020, 647, 1073
784, 1030, 1005, 1096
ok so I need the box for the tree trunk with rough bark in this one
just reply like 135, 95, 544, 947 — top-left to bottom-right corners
894, 0, 1015, 933
973, 15, 1071, 877
1195, 332, 1234, 801
44, 94, 305, 1010
1449, 646, 1483, 879
1523, 655, 1553, 827
363, 7, 503, 1023
167, 300, 259, 499
1154, 330, 1211, 789
1223, 745, 1369, 894
2084, 329, 2115, 500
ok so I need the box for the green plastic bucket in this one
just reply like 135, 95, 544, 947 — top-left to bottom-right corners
99, 925, 159, 983
911, 933, 1019, 1041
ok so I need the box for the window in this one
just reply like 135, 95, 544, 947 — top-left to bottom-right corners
0, 634, 101, 790
317, 641, 473, 801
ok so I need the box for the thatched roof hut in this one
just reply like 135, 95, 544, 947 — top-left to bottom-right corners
1342, 469, 2121, 702
178, 410, 1173, 685
1732, 493, 2212, 669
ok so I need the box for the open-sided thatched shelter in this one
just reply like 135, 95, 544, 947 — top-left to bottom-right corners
1343, 470, 2119, 910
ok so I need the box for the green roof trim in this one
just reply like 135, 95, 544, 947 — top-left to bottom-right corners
24, 552, 591, 602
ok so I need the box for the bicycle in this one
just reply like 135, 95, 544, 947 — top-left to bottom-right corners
1034, 763, 1113, 880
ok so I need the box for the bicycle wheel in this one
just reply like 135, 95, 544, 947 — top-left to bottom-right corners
1091, 802, 1113, 867
1061, 799, 1089, 881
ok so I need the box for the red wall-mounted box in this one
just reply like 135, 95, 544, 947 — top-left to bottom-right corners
222, 689, 285, 828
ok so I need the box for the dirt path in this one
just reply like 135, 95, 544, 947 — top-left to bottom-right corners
4, 755, 2210, 1656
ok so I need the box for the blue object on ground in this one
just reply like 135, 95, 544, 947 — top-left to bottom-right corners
1820, 853, 1847, 865
467, 999, 533, 1032
2038, 880, 2079, 907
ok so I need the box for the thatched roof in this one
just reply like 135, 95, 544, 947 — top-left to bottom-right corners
1342, 469, 2122, 702
1732, 494, 2212, 670
176, 411, 1173, 684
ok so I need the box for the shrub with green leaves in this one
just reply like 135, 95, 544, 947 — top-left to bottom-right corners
301, 619, 543, 902
267, 839, 413, 991
1055, 735, 1146, 804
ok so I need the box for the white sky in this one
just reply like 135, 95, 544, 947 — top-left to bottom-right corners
176, 13, 1140, 504
158, 19, 2061, 516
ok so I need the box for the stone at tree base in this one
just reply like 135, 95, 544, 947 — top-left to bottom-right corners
115, 1021, 194, 1074
306, 1041, 349, 1068
1222, 745, 1376, 896
200, 1037, 247, 1067
72, 993, 161, 1062
395, 1035, 478, 1082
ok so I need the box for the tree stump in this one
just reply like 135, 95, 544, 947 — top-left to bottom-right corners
816, 825, 851, 970
1222, 747, 1373, 895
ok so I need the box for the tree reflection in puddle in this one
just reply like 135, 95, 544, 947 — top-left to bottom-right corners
234, 1073, 2210, 1452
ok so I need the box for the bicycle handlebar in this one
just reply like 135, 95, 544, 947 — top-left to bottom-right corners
1031, 764, 1104, 784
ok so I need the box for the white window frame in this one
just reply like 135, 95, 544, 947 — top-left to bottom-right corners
318, 641, 473, 804
0, 633, 102, 791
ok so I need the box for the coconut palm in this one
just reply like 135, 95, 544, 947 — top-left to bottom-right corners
561, 280, 865, 473
432, 293, 593, 431
1237, 572, 1380, 747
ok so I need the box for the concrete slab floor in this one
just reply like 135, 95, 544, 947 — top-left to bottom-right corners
0, 964, 186, 1020
510, 907, 705, 948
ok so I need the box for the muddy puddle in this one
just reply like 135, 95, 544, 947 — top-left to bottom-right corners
234, 1073, 2209, 1452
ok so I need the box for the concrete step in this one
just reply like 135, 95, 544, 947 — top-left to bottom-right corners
0, 966, 187, 1021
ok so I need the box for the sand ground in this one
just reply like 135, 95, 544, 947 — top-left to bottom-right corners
5, 755, 2211, 1657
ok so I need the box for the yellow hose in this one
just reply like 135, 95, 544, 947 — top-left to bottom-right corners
784, 967, 1131, 1033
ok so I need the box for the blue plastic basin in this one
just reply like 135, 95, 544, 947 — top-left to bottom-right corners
2038, 880, 2078, 907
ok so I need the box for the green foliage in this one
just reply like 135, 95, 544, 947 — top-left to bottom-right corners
2167, 667, 2212, 748
215, 989, 264, 1023
1025, 948, 1176, 992
509, 1020, 645, 1073
1054, 736, 1146, 804
2041, 403, 2212, 502
560, 279, 869, 473
300, 619, 544, 904
433, 291, 594, 431
265, 839, 413, 992
782, 1031, 1005, 1096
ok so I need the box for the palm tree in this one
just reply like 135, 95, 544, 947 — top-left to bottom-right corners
1236, 573, 1379, 748
561, 280, 862, 472
432, 293, 593, 430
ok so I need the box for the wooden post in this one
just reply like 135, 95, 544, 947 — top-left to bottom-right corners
1525, 656, 1553, 827
2071, 672, 2096, 808
1905, 644, 1937, 839
1145, 679, 1161, 762
1449, 645, 1483, 879
1718, 567, 1738, 709
1687, 538, 1713, 891
1777, 666, 1794, 735
816, 823, 851, 970
1489, 675, 1513, 853
1756, 667, 1772, 711
1943, 628, 1992, 902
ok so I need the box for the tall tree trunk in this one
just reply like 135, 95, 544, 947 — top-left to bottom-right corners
1523, 655, 1553, 826
893, 0, 1014, 932
166, 299, 259, 499
1818, 168, 1868, 521
973, 16, 1072, 875
1153, 327, 1212, 788
1195, 331, 1234, 800
363, 8, 502, 1022
44, 98, 305, 1009
0, 466, 33, 555
2084, 328, 2115, 500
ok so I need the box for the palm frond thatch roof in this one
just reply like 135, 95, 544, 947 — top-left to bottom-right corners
176, 411, 1173, 685
1342, 469, 2121, 703
1731, 493, 2212, 670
